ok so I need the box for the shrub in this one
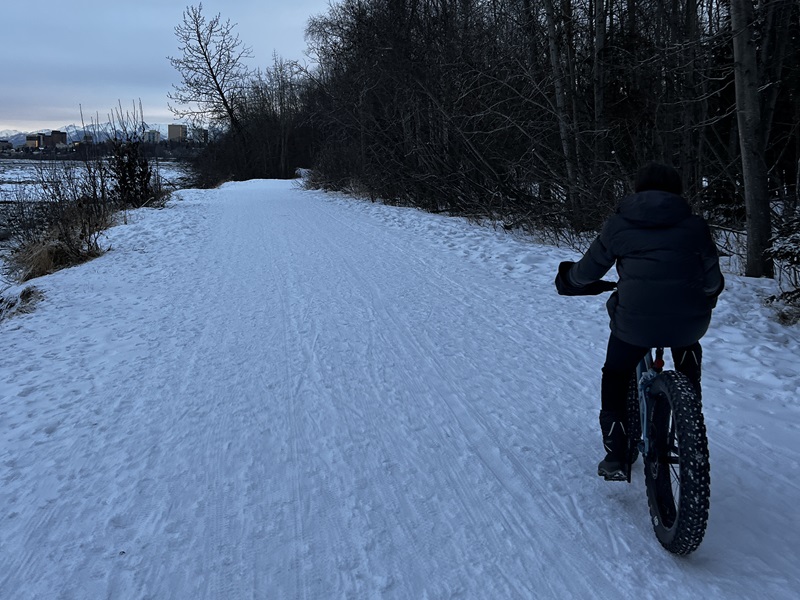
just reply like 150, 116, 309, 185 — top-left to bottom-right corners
110, 139, 155, 208
4, 144, 169, 282
0, 284, 43, 321
766, 213, 800, 323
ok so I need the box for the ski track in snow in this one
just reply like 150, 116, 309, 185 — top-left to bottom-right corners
1, 180, 798, 599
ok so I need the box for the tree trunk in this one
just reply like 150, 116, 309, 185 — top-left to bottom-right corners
730, 0, 774, 278
542, 0, 580, 227
593, 0, 608, 207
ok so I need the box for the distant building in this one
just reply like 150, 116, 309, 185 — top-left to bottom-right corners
55, 130, 68, 144
144, 129, 161, 144
168, 124, 187, 142
0, 140, 12, 151
191, 128, 208, 144
23, 130, 69, 149
35, 130, 68, 149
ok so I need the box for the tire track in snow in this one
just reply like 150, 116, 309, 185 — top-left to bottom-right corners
310, 200, 595, 518
262, 198, 419, 597
284, 225, 438, 594
172, 199, 248, 600
244, 193, 481, 594
264, 217, 310, 600
280, 193, 604, 596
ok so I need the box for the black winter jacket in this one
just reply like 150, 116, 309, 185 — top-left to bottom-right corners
568, 190, 724, 348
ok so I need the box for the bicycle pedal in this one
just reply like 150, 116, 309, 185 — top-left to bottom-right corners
598, 467, 629, 482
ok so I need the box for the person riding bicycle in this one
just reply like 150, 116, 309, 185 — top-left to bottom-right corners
555, 162, 724, 481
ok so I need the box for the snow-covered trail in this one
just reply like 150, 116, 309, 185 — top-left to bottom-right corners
1, 180, 798, 599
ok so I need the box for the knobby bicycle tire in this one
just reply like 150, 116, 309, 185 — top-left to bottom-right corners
643, 370, 710, 555
627, 373, 641, 466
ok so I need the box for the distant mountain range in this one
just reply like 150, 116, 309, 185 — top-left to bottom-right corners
0, 123, 173, 147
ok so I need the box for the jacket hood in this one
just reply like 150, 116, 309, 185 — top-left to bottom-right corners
617, 190, 691, 228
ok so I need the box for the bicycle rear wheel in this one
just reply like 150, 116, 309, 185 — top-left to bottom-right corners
643, 371, 710, 555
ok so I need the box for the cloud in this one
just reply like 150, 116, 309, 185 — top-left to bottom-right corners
0, 0, 327, 131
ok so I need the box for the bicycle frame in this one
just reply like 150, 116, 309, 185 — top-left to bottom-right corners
635, 348, 666, 460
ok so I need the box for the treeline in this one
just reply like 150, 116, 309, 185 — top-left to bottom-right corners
173, 1, 799, 285
186, 57, 315, 186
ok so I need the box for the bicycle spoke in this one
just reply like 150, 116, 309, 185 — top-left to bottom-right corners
670, 462, 681, 489
668, 412, 681, 502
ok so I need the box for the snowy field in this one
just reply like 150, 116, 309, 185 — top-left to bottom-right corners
0, 157, 192, 196
0, 179, 798, 599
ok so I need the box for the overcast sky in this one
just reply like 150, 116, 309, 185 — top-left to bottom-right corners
0, 0, 330, 132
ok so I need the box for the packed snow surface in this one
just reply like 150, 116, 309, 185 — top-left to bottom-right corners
1, 180, 798, 599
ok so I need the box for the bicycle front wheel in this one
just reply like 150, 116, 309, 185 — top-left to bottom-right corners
643, 371, 710, 555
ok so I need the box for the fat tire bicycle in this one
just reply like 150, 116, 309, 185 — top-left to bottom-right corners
624, 347, 711, 555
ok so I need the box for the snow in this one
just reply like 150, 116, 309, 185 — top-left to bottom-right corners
0, 158, 192, 196
1, 179, 798, 599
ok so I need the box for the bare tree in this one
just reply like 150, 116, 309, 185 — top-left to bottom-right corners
541, 0, 580, 225
730, 0, 794, 278
167, 3, 253, 140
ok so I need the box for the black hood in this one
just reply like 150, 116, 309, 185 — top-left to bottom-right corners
617, 190, 691, 228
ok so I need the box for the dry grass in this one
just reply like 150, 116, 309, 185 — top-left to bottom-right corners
5, 237, 101, 282
0, 285, 43, 322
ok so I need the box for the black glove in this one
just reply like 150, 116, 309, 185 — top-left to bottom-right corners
555, 261, 617, 296
555, 261, 581, 295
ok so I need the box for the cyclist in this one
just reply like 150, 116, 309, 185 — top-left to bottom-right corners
555, 162, 724, 481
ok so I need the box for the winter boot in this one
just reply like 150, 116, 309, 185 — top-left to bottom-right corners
597, 410, 628, 481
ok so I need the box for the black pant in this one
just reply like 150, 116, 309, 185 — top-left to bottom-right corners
601, 334, 702, 414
